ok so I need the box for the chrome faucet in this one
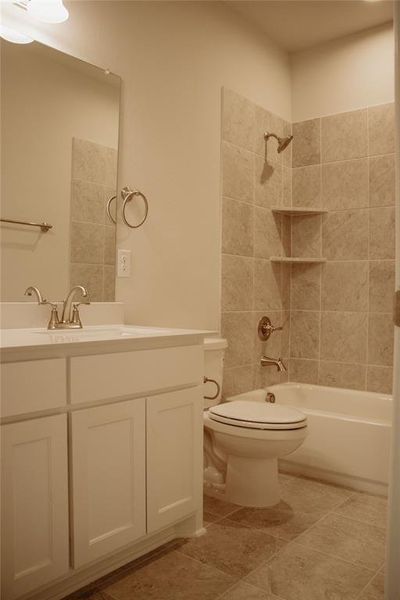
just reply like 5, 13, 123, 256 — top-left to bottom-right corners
260, 356, 287, 373
24, 285, 90, 330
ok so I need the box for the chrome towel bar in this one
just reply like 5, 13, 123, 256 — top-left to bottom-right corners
0, 218, 52, 232
106, 186, 149, 228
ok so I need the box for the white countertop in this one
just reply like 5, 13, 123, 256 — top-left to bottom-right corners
0, 324, 214, 361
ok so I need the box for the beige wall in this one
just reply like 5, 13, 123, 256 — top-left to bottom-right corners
291, 23, 394, 122
2, 1, 291, 328
1, 41, 119, 301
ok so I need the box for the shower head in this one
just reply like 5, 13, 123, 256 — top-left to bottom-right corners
264, 132, 293, 153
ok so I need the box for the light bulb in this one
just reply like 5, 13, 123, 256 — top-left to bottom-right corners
27, 0, 69, 24
0, 24, 33, 44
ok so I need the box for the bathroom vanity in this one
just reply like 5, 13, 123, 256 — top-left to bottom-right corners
1, 325, 207, 600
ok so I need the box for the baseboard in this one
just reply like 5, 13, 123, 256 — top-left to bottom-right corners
280, 460, 388, 497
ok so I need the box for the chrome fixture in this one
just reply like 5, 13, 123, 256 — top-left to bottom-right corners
203, 376, 221, 401
1, 217, 52, 232
264, 132, 293, 153
106, 186, 150, 228
265, 392, 276, 403
258, 316, 283, 341
261, 356, 287, 373
24, 285, 90, 330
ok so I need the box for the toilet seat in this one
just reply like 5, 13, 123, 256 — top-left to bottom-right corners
208, 400, 307, 430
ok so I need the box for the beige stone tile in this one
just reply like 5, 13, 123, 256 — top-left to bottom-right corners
321, 109, 368, 163
70, 263, 103, 302
280, 475, 352, 513
321, 261, 368, 312
203, 511, 221, 526
280, 310, 290, 356
282, 119, 292, 169
291, 264, 321, 310
179, 518, 285, 579
71, 180, 105, 224
369, 261, 395, 313
322, 158, 368, 210
292, 165, 321, 208
368, 103, 395, 156
203, 495, 240, 519
318, 361, 366, 391
229, 504, 323, 542
254, 364, 288, 389
103, 265, 115, 302
254, 156, 282, 208
282, 167, 292, 206
290, 311, 320, 359
71, 222, 104, 264
369, 154, 395, 207
104, 226, 116, 266
369, 206, 395, 260
281, 218, 291, 258
367, 366, 393, 395
322, 209, 369, 260
297, 513, 386, 571
222, 142, 254, 203
219, 581, 281, 600
72, 138, 117, 187
292, 119, 321, 167
362, 572, 385, 600
368, 313, 394, 366
223, 365, 254, 398
254, 311, 285, 364
254, 208, 282, 258
222, 311, 254, 368
223, 88, 256, 152
320, 312, 368, 363
333, 492, 388, 530
255, 104, 273, 158
222, 197, 254, 257
245, 543, 372, 599
254, 260, 282, 311
291, 215, 321, 258
103, 549, 234, 600
221, 255, 254, 311
288, 359, 319, 384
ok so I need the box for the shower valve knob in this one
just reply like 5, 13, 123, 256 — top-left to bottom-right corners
258, 316, 283, 341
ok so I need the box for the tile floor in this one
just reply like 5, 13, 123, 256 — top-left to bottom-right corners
65, 474, 387, 600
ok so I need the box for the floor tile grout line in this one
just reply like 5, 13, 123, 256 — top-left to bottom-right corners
354, 567, 384, 600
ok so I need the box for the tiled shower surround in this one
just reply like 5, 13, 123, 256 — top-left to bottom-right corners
221, 89, 395, 396
70, 138, 118, 301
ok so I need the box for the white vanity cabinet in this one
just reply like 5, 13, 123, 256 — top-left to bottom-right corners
1, 415, 70, 600
1, 330, 205, 600
71, 399, 147, 567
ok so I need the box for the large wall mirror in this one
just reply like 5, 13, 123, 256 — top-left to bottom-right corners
0, 40, 121, 302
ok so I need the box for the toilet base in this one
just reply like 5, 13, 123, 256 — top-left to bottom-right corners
225, 456, 280, 507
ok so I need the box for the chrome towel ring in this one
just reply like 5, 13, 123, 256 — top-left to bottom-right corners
106, 195, 117, 224
106, 186, 149, 228
121, 186, 149, 229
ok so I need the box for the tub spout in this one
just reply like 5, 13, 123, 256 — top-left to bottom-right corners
261, 356, 287, 373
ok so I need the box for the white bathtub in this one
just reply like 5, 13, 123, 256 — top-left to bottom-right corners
229, 383, 392, 496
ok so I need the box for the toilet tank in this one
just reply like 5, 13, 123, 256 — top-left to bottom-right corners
203, 337, 227, 409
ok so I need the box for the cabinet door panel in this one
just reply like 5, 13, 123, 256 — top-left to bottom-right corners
147, 387, 202, 532
1, 415, 69, 600
71, 400, 146, 567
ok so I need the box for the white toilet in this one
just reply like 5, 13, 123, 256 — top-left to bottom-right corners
203, 337, 308, 508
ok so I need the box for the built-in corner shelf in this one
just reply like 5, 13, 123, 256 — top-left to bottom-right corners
271, 207, 327, 216
270, 256, 327, 264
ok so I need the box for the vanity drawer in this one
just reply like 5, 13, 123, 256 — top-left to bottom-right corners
1, 359, 67, 418
70, 345, 204, 404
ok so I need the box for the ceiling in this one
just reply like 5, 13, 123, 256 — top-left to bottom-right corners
225, 1, 393, 52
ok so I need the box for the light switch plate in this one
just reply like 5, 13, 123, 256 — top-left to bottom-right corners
117, 249, 131, 277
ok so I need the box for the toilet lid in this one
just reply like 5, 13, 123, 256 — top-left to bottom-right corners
208, 400, 307, 430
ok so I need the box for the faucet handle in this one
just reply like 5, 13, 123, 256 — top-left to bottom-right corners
258, 316, 283, 341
